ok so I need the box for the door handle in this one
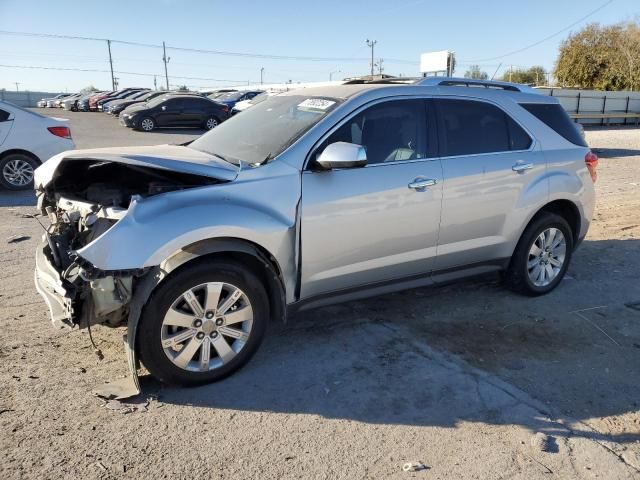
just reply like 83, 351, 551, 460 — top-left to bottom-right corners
408, 178, 437, 190
512, 162, 533, 173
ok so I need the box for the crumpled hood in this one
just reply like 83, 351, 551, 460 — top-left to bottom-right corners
35, 144, 239, 189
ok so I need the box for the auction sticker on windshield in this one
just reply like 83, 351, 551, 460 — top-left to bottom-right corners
297, 98, 336, 112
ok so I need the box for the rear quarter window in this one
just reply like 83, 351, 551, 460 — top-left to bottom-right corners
0, 108, 9, 122
520, 103, 587, 147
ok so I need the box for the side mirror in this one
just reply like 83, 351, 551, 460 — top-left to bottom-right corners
316, 142, 367, 170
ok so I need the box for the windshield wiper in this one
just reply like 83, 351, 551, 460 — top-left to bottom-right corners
259, 152, 273, 166
209, 151, 240, 166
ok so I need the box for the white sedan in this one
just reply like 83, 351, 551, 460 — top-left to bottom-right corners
0, 101, 75, 190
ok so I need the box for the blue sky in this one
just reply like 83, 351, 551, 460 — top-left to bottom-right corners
0, 0, 637, 92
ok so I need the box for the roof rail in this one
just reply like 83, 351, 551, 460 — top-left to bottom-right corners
343, 77, 420, 85
415, 77, 524, 92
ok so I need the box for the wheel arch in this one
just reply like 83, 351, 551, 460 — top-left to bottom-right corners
531, 199, 581, 246
161, 237, 287, 325
124, 237, 286, 385
513, 199, 581, 260
0, 148, 41, 164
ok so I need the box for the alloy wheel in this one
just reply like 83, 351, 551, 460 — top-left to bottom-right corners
141, 118, 154, 131
206, 118, 218, 129
3, 158, 34, 187
161, 282, 253, 372
527, 227, 566, 287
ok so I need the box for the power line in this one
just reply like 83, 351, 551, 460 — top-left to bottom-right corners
0, 64, 250, 83
0, 29, 417, 64
462, 0, 614, 62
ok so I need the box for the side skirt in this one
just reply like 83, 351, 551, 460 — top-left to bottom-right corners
287, 259, 509, 315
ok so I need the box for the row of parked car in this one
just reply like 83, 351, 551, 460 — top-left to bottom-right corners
37, 88, 268, 132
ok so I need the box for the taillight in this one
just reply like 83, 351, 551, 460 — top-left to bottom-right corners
221, 105, 229, 113
585, 151, 598, 183
47, 126, 72, 139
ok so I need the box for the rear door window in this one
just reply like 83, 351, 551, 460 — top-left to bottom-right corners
520, 103, 587, 147
435, 99, 527, 156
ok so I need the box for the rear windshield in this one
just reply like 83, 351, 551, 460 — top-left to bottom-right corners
520, 103, 586, 147
0, 101, 47, 119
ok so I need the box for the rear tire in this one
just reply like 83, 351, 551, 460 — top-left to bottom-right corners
0, 153, 39, 190
137, 259, 269, 386
204, 116, 219, 130
505, 212, 573, 296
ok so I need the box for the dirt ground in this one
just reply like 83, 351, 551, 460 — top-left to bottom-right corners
0, 111, 639, 479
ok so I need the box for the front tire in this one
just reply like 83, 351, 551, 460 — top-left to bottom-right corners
0, 153, 39, 190
139, 117, 155, 132
137, 259, 269, 386
505, 212, 573, 296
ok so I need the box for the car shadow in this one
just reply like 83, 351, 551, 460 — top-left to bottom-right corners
593, 147, 640, 158
149, 238, 640, 447
0, 190, 36, 207
142, 128, 207, 135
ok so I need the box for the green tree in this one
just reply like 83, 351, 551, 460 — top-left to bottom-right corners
464, 65, 488, 80
79, 85, 99, 94
554, 21, 640, 90
501, 66, 547, 85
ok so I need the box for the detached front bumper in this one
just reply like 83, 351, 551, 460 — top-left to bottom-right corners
34, 241, 76, 329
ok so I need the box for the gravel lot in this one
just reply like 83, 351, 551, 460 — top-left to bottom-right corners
1, 111, 639, 479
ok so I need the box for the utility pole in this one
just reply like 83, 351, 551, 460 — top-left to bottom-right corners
113, 77, 119, 89
378, 58, 384, 75
153, 75, 157, 90
366, 39, 377, 77
106, 40, 115, 90
447, 52, 455, 77
14, 82, 19, 92
162, 41, 170, 90
260, 67, 264, 85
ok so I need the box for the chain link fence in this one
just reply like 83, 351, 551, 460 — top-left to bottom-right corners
0, 90, 65, 107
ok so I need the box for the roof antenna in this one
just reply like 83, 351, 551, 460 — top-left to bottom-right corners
491, 63, 502, 81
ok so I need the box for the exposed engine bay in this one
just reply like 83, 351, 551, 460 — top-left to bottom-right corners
37, 160, 219, 329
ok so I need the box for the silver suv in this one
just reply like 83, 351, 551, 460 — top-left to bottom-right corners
34, 78, 597, 390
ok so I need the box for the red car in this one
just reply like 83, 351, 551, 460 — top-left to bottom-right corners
88, 91, 115, 111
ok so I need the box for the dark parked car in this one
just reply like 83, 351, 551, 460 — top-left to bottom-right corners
98, 88, 147, 112
119, 95, 230, 131
109, 91, 201, 116
211, 90, 263, 109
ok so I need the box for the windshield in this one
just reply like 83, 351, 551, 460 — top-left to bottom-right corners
129, 90, 149, 100
209, 90, 236, 99
218, 91, 246, 101
189, 95, 340, 165
145, 95, 173, 108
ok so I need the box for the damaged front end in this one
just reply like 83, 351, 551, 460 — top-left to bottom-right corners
35, 193, 138, 329
34, 152, 227, 330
